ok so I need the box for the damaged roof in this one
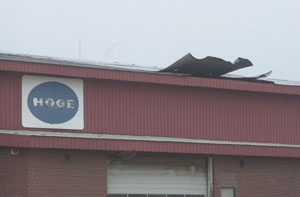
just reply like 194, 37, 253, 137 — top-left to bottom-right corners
0, 52, 298, 87
160, 53, 272, 83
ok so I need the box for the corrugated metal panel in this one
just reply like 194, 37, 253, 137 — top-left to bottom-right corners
0, 71, 22, 130
1, 71, 300, 147
83, 78, 300, 145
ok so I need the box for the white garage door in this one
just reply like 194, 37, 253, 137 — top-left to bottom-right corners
107, 155, 207, 197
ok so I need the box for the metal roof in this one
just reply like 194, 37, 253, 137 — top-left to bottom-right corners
0, 52, 300, 87
0, 52, 163, 72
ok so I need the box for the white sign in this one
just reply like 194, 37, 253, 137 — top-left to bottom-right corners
22, 75, 84, 130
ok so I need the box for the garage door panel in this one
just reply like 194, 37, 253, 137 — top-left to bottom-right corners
108, 174, 207, 183
109, 182, 207, 189
110, 189, 206, 195
109, 158, 205, 168
108, 170, 206, 177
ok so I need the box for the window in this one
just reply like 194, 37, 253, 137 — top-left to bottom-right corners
221, 188, 235, 197
108, 195, 204, 197
166, 195, 183, 197
108, 195, 127, 197
128, 195, 147, 197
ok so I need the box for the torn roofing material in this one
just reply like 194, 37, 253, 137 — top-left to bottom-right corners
221, 71, 273, 84
1, 52, 293, 85
160, 53, 253, 77
159, 53, 274, 83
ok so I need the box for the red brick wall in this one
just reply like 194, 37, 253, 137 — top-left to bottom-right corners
0, 147, 27, 196
214, 156, 300, 197
0, 147, 107, 197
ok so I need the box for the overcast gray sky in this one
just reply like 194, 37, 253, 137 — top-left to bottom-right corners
1, 0, 300, 80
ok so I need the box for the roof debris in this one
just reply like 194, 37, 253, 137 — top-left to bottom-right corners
160, 53, 273, 83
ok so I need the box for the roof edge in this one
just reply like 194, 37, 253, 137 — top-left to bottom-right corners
1, 52, 300, 96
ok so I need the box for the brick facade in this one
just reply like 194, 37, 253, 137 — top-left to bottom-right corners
214, 156, 300, 197
0, 147, 107, 197
3, 147, 300, 197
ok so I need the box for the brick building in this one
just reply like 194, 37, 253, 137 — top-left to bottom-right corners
1, 53, 300, 197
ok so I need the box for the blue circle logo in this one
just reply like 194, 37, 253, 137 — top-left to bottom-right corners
27, 81, 79, 124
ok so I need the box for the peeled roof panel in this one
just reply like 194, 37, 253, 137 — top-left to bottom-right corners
220, 71, 274, 83
221, 71, 273, 83
160, 53, 253, 77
